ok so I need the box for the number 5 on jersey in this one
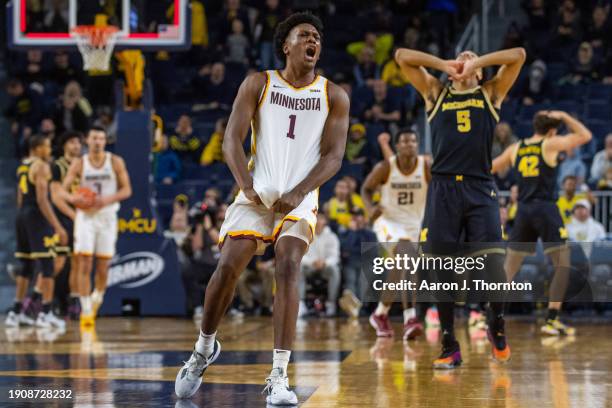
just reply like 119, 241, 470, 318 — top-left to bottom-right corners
456, 110, 471, 133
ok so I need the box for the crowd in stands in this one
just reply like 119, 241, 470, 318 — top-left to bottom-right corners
3, 0, 612, 317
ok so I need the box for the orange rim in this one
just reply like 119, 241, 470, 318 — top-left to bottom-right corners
71, 25, 119, 47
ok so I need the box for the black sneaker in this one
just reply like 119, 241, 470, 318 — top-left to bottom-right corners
433, 334, 462, 369
487, 315, 511, 363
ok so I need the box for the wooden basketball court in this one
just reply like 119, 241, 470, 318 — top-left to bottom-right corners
1, 317, 610, 407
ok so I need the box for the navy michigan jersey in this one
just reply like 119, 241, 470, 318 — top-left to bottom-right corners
17, 158, 40, 208
428, 85, 499, 179
15, 157, 56, 260
513, 139, 557, 202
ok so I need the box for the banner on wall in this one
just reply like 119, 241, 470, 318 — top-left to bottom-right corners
99, 110, 185, 316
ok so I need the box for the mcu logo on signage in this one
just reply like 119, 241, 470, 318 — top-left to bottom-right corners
108, 252, 164, 288
119, 208, 157, 234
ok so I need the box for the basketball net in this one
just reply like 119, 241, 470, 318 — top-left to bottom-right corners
71, 25, 119, 71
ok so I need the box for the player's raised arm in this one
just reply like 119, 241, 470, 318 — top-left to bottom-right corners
377, 132, 394, 161
544, 111, 592, 153
34, 162, 67, 245
274, 83, 350, 214
394, 48, 461, 109
360, 160, 390, 222
222, 72, 268, 205
458, 47, 526, 108
492, 142, 519, 175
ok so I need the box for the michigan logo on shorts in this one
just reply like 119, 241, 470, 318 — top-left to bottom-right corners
420, 228, 428, 242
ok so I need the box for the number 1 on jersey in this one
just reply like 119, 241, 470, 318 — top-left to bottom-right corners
286, 114, 296, 139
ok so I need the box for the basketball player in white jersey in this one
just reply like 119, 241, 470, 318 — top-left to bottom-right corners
362, 129, 430, 340
175, 12, 349, 405
62, 126, 132, 327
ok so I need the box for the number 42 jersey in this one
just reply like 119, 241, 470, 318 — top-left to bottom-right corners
248, 70, 330, 207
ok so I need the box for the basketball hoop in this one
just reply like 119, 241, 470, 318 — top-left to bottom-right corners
71, 25, 120, 71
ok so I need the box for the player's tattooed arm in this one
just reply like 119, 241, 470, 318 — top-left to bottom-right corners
544, 111, 592, 153
462, 47, 526, 108
274, 82, 350, 214
394, 48, 461, 110
492, 143, 519, 174
361, 160, 391, 223
35, 162, 67, 245
223, 72, 268, 205
95, 155, 132, 208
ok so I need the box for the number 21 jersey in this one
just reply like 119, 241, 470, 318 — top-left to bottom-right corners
379, 155, 428, 227
249, 70, 330, 204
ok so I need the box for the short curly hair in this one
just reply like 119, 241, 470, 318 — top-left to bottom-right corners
393, 128, 417, 146
273, 12, 324, 63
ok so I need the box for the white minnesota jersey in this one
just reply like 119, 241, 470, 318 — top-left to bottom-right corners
249, 70, 330, 207
374, 155, 428, 242
81, 153, 119, 214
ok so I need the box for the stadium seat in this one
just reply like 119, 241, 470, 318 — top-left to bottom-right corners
154, 198, 175, 228
519, 103, 551, 120
555, 100, 581, 116
339, 162, 365, 183
154, 183, 179, 200
514, 121, 533, 139
206, 163, 233, 182
182, 163, 201, 180
181, 180, 212, 202
586, 102, 611, 121
319, 181, 336, 204
499, 99, 518, 124
587, 84, 612, 101
351, 86, 374, 117
580, 138, 597, 161
557, 84, 588, 101
215, 179, 236, 197
546, 63, 568, 83
586, 121, 612, 149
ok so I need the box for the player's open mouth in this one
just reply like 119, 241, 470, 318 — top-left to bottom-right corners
305, 47, 316, 59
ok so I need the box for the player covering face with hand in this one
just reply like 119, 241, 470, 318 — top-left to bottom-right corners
395, 46, 525, 368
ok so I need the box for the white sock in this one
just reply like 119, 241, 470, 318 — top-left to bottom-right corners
195, 330, 216, 358
403, 307, 416, 323
91, 289, 105, 303
375, 302, 391, 316
80, 296, 91, 314
272, 349, 291, 375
